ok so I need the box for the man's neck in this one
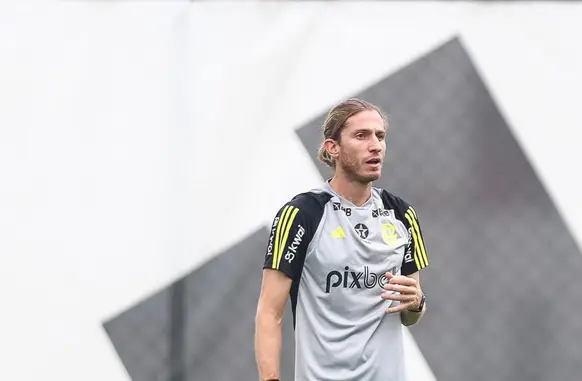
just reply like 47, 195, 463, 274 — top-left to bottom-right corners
328, 171, 372, 207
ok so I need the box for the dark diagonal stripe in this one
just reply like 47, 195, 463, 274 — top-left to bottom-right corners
296, 37, 582, 381
103, 227, 298, 381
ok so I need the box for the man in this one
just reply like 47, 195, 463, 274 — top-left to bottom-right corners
254, 98, 430, 381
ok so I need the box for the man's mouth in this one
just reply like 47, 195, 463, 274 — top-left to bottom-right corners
366, 158, 381, 165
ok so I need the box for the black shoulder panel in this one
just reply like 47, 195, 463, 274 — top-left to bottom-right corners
286, 190, 332, 328
379, 188, 411, 228
289, 190, 333, 211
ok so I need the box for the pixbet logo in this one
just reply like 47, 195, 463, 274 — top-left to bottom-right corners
325, 266, 397, 293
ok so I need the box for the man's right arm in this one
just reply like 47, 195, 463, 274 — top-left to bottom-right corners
254, 269, 292, 381
254, 199, 313, 381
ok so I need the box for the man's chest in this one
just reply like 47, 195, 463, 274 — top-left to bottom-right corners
305, 203, 409, 288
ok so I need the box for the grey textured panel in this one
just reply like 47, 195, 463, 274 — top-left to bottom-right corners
103, 227, 298, 381
297, 37, 582, 381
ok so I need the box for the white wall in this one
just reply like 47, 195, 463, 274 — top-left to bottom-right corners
0, 2, 580, 381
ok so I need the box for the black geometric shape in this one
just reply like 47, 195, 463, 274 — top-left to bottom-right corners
103, 227, 298, 381
354, 223, 369, 239
296, 36, 582, 381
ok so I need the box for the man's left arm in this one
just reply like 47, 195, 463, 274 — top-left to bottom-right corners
381, 204, 429, 326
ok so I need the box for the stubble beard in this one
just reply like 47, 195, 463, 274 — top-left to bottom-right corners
338, 155, 380, 184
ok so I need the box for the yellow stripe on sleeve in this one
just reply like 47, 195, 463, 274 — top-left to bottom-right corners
408, 207, 429, 266
408, 206, 417, 219
404, 212, 422, 270
277, 207, 293, 267
272, 205, 291, 269
406, 207, 429, 269
276, 207, 299, 269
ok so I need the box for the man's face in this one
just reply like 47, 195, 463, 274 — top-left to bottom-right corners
334, 109, 387, 183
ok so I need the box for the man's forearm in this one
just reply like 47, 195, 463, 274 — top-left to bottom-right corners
255, 310, 283, 381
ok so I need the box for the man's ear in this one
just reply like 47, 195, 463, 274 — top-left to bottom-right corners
323, 139, 340, 160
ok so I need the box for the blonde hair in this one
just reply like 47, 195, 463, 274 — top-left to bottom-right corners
317, 98, 389, 168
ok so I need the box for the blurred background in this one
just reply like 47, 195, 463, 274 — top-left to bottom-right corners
1, 1, 582, 381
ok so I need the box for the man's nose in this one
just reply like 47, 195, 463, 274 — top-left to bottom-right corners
369, 137, 382, 152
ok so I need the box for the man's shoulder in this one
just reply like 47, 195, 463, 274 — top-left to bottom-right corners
373, 186, 413, 213
281, 189, 334, 213
269, 189, 333, 235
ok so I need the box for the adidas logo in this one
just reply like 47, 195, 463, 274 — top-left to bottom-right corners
331, 226, 347, 239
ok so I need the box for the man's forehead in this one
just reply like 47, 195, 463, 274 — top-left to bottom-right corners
345, 110, 386, 130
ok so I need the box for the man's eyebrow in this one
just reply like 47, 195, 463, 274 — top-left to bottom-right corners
353, 128, 373, 133
353, 128, 385, 134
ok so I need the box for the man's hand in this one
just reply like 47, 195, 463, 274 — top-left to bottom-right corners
381, 272, 422, 314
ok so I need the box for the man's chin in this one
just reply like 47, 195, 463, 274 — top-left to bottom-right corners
356, 171, 381, 184
341, 164, 382, 184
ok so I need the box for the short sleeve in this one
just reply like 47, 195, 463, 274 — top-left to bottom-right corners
401, 205, 430, 275
263, 202, 312, 281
